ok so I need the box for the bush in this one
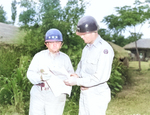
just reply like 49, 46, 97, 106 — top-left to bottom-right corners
0, 44, 32, 114
0, 44, 21, 77
0, 55, 32, 114
108, 57, 131, 97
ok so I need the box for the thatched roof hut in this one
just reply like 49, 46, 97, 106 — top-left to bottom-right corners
124, 39, 150, 49
108, 42, 130, 66
123, 39, 150, 61
0, 22, 25, 44
108, 42, 129, 59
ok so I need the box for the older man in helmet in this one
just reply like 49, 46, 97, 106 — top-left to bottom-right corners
64, 16, 114, 115
27, 28, 74, 115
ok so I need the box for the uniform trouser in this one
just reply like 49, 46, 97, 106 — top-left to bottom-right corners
29, 85, 66, 115
78, 84, 111, 115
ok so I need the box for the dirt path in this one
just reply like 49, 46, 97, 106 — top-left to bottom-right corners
106, 61, 150, 115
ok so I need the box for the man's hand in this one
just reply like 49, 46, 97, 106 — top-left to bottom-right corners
64, 77, 77, 86
80, 86, 89, 90
70, 73, 79, 78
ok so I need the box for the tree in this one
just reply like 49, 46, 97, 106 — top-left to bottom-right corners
145, 0, 150, 3
40, 0, 63, 33
102, 14, 126, 35
60, 0, 86, 48
98, 28, 113, 42
19, 0, 87, 59
112, 34, 127, 47
19, 0, 37, 27
102, 0, 150, 70
0, 5, 6, 23
11, 0, 17, 25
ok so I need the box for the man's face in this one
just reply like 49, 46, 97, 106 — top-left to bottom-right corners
77, 32, 96, 44
45, 41, 62, 53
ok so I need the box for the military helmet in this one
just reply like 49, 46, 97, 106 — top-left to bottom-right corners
76, 16, 99, 35
45, 28, 63, 42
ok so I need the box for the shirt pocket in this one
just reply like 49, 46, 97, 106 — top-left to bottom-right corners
85, 58, 98, 75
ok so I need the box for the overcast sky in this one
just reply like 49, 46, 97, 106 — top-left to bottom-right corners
0, 0, 150, 38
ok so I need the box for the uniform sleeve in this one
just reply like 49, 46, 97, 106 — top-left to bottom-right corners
76, 47, 114, 87
75, 61, 81, 77
65, 56, 74, 74
75, 48, 85, 77
27, 54, 42, 84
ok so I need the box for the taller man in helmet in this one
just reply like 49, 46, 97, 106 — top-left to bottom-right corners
27, 28, 74, 115
64, 16, 114, 115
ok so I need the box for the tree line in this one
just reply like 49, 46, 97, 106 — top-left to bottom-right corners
1, 0, 150, 47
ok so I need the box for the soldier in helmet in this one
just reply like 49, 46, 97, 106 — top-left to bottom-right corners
27, 28, 74, 115
64, 16, 114, 115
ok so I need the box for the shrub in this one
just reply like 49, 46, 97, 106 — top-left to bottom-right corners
108, 57, 131, 97
0, 44, 21, 77
0, 44, 32, 114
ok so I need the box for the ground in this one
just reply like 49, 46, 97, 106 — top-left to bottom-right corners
106, 61, 150, 115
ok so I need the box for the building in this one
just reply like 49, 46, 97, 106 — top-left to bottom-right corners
123, 39, 150, 61
108, 42, 130, 67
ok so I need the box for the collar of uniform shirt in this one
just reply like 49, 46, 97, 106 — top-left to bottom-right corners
47, 49, 60, 57
87, 35, 102, 48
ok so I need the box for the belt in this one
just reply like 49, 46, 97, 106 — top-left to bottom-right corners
93, 81, 107, 87
82, 81, 107, 88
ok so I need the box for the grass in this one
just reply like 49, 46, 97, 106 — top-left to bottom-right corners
106, 61, 150, 115
0, 105, 24, 115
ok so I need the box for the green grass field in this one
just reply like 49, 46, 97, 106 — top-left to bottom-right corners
106, 61, 150, 115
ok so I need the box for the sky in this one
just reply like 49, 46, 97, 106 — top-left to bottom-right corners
0, 0, 150, 38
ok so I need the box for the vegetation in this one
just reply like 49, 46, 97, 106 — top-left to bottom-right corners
107, 61, 150, 115
11, 0, 17, 25
0, 0, 150, 115
0, 45, 149, 115
102, 0, 150, 71
0, 5, 6, 23
0, 40, 131, 115
0, 44, 32, 115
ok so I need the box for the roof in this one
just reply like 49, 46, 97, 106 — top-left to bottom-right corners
124, 39, 150, 49
0, 22, 25, 44
108, 41, 130, 59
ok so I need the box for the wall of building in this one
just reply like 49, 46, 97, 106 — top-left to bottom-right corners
129, 49, 150, 61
